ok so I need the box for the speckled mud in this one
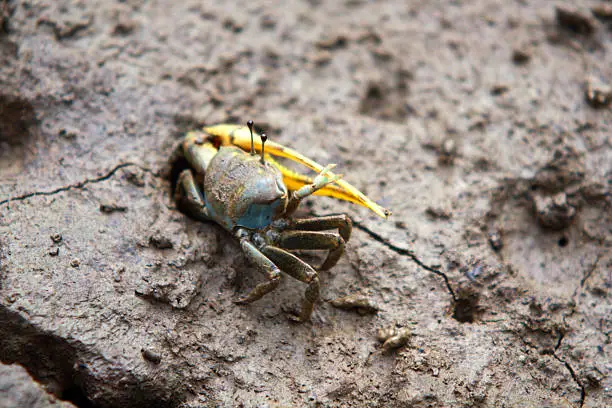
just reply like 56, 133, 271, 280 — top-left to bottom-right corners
0, 1, 610, 407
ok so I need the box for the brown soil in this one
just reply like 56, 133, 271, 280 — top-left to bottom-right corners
0, 1, 610, 407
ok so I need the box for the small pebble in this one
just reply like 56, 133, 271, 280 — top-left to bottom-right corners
113, 266, 125, 282
512, 48, 531, 65
149, 234, 173, 249
490, 84, 509, 95
585, 76, 611, 108
438, 138, 457, 166
141, 348, 162, 364
70, 258, 80, 268
533, 192, 576, 230
488, 229, 503, 251
100, 202, 128, 213
58, 127, 78, 139
316, 34, 348, 50
377, 326, 411, 352
330, 294, 380, 315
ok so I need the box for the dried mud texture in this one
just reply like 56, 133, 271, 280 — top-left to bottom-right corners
0, 1, 610, 407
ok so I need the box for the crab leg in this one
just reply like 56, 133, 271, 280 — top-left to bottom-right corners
260, 246, 320, 322
174, 169, 211, 222
287, 214, 352, 242
203, 124, 390, 218
277, 231, 345, 271
234, 234, 282, 304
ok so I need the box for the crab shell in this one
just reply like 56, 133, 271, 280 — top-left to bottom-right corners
204, 146, 289, 231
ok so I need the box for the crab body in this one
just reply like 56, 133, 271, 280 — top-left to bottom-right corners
172, 124, 389, 322
204, 146, 288, 231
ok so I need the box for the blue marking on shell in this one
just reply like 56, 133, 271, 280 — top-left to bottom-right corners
236, 199, 283, 230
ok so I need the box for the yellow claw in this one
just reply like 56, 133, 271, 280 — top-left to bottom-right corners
203, 124, 391, 219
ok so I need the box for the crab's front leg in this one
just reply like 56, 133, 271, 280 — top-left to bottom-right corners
261, 246, 320, 322
234, 229, 320, 322
285, 164, 343, 215
234, 229, 282, 304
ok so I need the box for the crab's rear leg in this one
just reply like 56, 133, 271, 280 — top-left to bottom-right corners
277, 231, 345, 271
289, 214, 352, 242
285, 164, 342, 215
276, 214, 352, 270
174, 169, 211, 222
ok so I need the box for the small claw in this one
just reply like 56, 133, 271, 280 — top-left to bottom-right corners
325, 173, 343, 184
317, 164, 338, 180
233, 297, 248, 305
320, 163, 336, 174
313, 164, 343, 188
290, 163, 345, 203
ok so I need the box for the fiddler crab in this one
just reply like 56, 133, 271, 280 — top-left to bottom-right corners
172, 121, 389, 322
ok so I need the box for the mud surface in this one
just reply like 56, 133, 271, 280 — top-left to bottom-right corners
0, 1, 610, 407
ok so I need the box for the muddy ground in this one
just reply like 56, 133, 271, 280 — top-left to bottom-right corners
0, 0, 610, 407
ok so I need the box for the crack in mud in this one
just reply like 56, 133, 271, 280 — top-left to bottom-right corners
353, 221, 456, 301
0, 162, 156, 207
515, 329, 586, 408
554, 332, 565, 353
553, 353, 586, 407
553, 332, 586, 408
579, 254, 600, 288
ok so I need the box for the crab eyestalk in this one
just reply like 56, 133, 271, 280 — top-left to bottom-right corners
260, 133, 267, 164
247, 120, 255, 155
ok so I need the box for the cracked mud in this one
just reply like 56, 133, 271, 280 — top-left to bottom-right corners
1, 1, 611, 407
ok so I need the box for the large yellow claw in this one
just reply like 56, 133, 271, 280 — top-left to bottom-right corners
203, 124, 391, 219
